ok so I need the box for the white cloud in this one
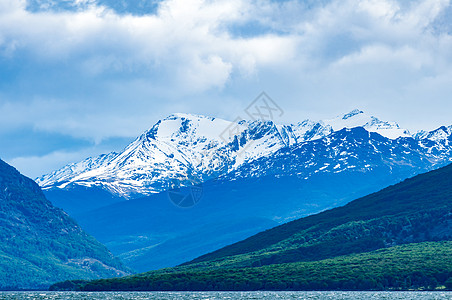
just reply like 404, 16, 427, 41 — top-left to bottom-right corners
333, 44, 433, 70
8, 148, 100, 179
0, 0, 293, 81
0, 96, 161, 143
1, 0, 452, 176
0, 0, 302, 138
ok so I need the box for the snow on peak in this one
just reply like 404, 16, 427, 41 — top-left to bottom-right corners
415, 126, 452, 142
36, 113, 300, 197
323, 110, 411, 140
342, 109, 364, 120
164, 113, 216, 123
146, 113, 240, 143
37, 110, 448, 199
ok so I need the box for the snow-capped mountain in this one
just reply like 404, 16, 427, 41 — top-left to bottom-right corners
37, 109, 452, 272
225, 127, 442, 180
323, 109, 412, 139
37, 112, 299, 197
36, 110, 452, 199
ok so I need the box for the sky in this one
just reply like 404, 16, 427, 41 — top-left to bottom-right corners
1, 0, 452, 178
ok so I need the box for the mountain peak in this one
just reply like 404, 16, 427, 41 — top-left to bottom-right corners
324, 110, 410, 140
165, 113, 214, 121
148, 113, 236, 143
36, 110, 451, 198
342, 109, 364, 120
415, 125, 452, 142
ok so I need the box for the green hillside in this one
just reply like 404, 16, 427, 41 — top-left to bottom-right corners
51, 163, 452, 291
59, 241, 452, 291
186, 162, 452, 268
0, 159, 129, 289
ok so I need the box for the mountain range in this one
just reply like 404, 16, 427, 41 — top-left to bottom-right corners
0, 159, 129, 290
37, 110, 451, 202
52, 162, 452, 291
35, 110, 452, 272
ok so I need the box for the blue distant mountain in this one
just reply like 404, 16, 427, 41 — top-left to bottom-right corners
37, 111, 452, 271
55, 162, 452, 292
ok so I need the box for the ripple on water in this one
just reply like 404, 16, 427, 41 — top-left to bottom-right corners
0, 291, 451, 300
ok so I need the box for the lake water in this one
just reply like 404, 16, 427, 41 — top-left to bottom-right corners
0, 291, 451, 299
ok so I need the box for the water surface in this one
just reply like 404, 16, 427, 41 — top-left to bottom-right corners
1, 291, 451, 299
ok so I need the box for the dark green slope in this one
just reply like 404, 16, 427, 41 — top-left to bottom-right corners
52, 163, 452, 291
69, 241, 452, 291
0, 159, 129, 289
186, 162, 452, 267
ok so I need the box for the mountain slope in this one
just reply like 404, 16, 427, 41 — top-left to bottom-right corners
61, 163, 452, 291
66, 127, 451, 272
36, 111, 452, 272
59, 242, 452, 291
0, 159, 129, 289
187, 162, 452, 267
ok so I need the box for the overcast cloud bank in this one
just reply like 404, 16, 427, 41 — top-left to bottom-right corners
1, 0, 452, 177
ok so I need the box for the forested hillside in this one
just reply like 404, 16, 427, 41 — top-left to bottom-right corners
51, 163, 452, 291
0, 159, 129, 289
